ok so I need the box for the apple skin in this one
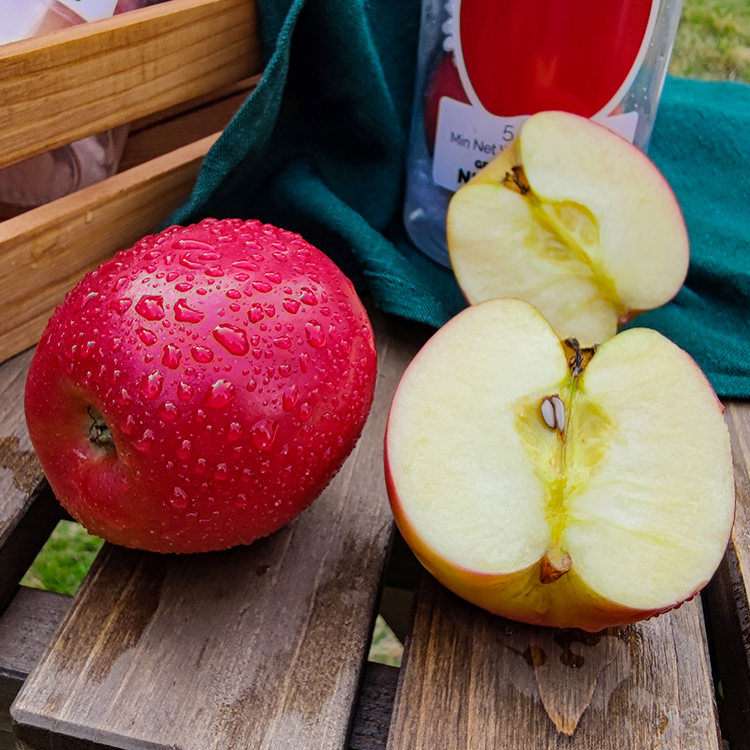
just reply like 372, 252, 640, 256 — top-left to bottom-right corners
25, 218, 378, 553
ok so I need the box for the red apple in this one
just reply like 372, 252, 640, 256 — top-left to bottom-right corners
25, 218, 378, 553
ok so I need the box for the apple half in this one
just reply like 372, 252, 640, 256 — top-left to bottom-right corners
446, 111, 690, 347
385, 299, 734, 631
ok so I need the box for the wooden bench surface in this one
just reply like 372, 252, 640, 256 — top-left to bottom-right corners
1, 2, 750, 748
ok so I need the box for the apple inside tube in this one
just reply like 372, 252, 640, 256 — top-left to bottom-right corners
385, 299, 734, 632
447, 111, 690, 348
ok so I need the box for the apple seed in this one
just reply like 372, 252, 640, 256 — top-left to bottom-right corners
540, 395, 566, 434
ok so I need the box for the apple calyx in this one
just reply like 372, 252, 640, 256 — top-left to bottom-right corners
88, 407, 114, 453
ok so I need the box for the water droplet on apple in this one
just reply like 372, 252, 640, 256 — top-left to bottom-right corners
175, 282, 193, 292
299, 353, 310, 373
177, 439, 191, 460
192, 346, 214, 363
283, 298, 300, 314
214, 463, 228, 481
162, 344, 182, 369
206, 379, 235, 409
299, 403, 312, 421
122, 414, 136, 435
248, 304, 264, 323
300, 288, 317, 305
171, 486, 189, 509
174, 298, 204, 324
135, 295, 165, 321
117, 388, 132, 406
227, 422, 242, 441
273, 336, 292, 349
158, 402, 179, 422
137, 328, 158, 346
253, 281, 273, 294
235, 493, 247, 508
282, 385, 299, 411
177, 382, 194, 401
305, 321, 326, 348
251, 419, 277, 451
140, 372, 164, 400
108, 298, 132, 314
135, 428, 155, 451
226, 289, 242, 300
213, 324, 249, 356
265, 272, 282, 284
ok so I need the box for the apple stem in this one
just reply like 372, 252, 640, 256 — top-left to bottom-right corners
88, 407, 115, 453
540, 551, 572, 584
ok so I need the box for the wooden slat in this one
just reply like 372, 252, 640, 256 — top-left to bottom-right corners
0, 0, 259, 170
11, 313, 429, 750
389, 577, 722, 749
0, 132, 219, 364
703, 400, 750, 749
0, 587, 71, 750
0, 349, 63, 615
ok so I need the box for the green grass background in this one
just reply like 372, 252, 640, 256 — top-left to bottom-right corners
20, 0, 750, 665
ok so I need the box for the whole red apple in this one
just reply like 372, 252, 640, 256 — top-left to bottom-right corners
25, 218, 378, 553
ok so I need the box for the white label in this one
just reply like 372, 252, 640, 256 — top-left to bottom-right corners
432, 97, 639, 192
56, 0, 119, 22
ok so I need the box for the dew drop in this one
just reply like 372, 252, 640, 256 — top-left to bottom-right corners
252, 281, 273, 293
198, 251, 221, 260
248, 304, 264, 323
235, 493, 247, 508
227, 422, 242, 441
135, 295, 165, 321
213, 324, 249, 356
158, 402, 179, 422
179, 254, 204, 269
251, 419, 277, 451
116, 388, 132, 406
299, 352, 310, 373
273, 336, 292, 350
206, 379, 235, 409
305, 321, 326, 348
140, 371, 164, 400
214, 464, 228, 481
175, 298, 204, 324
205, 266, 225, 277
299, 402, 312, 421
162, 343, 182, 369
137, 328, 158, 346
175, 282, 193, 292
192, 346, 214, 363
166, 271, 179, 282
265, 272, 282, 284
121, 414, 136, 435
226, 289, 242, 300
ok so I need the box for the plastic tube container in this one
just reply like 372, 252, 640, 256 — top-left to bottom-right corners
403, 0, 684, 266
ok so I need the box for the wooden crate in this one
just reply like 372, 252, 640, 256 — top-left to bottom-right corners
1, 2, 750, 748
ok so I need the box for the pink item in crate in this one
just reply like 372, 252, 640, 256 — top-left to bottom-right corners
0, 0, 170, 216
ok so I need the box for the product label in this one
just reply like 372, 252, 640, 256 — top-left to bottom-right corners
56, 0, 119, 22
432, 97, 639, 192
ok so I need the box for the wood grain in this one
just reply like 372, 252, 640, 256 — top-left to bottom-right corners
0, 348, 63, 615
0, 0, 259, 170
388, 576, 722, 749
703, 401, 750, 749
0, 133, 219, 364
11, 312, 429, 750
0, 587, 71, 750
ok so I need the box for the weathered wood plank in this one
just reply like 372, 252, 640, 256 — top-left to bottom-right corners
703, 401, 750, 749
0, 0, 259, 170
0, 133, 219, 365
349, 662, 400, 750
388, 576, 722, 749
11, 313, 429, 750
0, 349, 63, 615
0, 587, 71, 750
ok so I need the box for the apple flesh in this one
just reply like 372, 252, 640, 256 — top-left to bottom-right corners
385, 298, 734, 631
25, 218, 378, 553
446, 111, 690, 348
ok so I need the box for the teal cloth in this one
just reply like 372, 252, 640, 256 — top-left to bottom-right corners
168, 0, 750, 398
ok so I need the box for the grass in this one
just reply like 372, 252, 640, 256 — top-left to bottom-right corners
18, 0, 748, 667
